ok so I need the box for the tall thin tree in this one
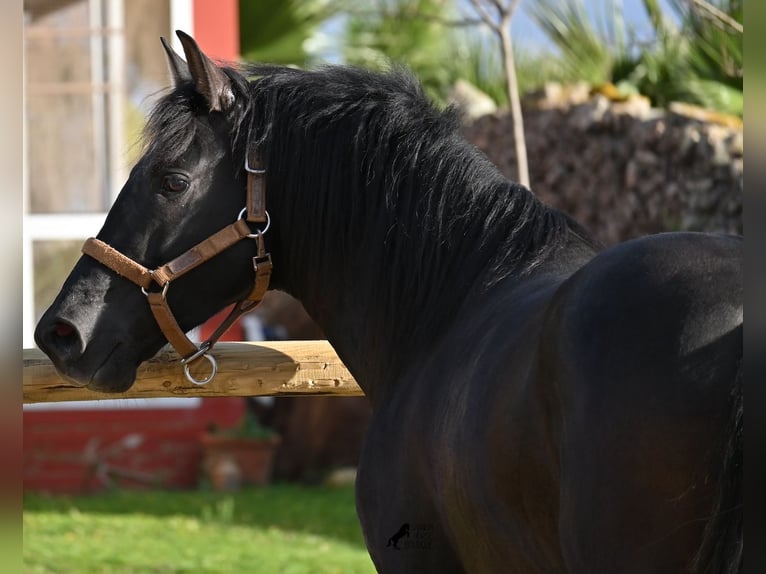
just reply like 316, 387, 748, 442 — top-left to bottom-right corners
468, 0, 530, 188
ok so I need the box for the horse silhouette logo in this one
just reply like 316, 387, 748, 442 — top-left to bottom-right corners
386, 523, 410, 550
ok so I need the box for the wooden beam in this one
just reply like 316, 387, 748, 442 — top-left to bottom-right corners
23, 341, 363, 404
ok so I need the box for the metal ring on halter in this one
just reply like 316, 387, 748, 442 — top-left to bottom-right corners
182, 352, 217, 385
141, 280, 170, 299
182, 343, 216, 385
244, 156, 266, 174
238, 207, 271, 236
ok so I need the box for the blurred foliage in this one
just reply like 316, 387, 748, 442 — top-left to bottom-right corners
442, 28, 565, 107
343, 0, 564, 106
210, 408, 277, 439
237, 0, 742, 116
526, 0, 626, 87
528, 0, 743, 115
343, 0, 460, 104
669, 0, 742, 89
666, 0, 743, 110
444, 29, 509, 105
239, 0, 339, 67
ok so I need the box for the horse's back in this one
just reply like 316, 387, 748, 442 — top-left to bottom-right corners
549, 232, 742, 402
545, 232, 742, 573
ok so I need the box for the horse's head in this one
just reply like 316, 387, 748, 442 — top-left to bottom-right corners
35, 32, 266, 392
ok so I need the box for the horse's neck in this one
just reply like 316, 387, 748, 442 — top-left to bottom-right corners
275, 158, 587, 403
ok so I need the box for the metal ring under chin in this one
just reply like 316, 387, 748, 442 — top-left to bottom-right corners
141, 280, 170, 299
182, 352, 218, 385
238, 207, 271, 236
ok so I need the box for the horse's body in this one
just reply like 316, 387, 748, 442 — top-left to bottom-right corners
35, 32, 742, 573
358, 232, 741, 573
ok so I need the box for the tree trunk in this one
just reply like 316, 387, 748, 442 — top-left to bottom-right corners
499, 24, 530, 188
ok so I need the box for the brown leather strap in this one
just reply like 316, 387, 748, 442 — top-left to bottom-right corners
82, 238, 154, 289
248, 233, 273, 303
152, 219, 252, 285
246, 150, 267, 223
147, 292, 199, 358
81, 210, 271, 369
249, 255, 272, 302
197, 239, 272, 352
202, 300, 259, 350
247, 172, 267, 223
148, 251, 271, 363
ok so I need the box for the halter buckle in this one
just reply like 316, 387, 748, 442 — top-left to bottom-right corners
254, 252, 272, 270
141, 279, 170, 300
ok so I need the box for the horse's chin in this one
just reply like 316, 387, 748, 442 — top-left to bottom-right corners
86, 360, 139, 393
85, 337, 166, 392
53, 352, 140, 393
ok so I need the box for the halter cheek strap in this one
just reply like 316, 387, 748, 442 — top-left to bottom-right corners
81, 157, 271, 385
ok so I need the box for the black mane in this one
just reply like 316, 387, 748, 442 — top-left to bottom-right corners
241, 65, 590, 277
144, 64, 594, 357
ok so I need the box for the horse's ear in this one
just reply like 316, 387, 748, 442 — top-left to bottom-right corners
175, 30, 234, 112
160, 37, 191, 87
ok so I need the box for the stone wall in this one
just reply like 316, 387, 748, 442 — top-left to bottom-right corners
461, 94, 743, 246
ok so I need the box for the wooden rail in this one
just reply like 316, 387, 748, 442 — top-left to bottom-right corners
23, 341, 363, 404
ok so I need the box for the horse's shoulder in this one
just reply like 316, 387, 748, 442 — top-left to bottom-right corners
554, 231, 741, 315
545, 232, 742, 378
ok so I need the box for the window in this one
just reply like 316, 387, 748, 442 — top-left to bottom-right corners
23, 0, 177, 347
22, 0, 201, 411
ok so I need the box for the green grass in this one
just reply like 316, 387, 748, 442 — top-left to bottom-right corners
23, 485, 376, 574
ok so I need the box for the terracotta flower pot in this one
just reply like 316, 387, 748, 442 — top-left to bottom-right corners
200, 433, 281, 490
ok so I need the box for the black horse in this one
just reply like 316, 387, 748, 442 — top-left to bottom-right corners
36, 32, 742, 573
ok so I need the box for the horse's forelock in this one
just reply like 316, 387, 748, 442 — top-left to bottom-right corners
141, 84, 202, 169
140, 71, 252, 171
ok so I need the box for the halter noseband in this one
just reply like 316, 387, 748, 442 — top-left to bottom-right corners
81, 155, 271, 385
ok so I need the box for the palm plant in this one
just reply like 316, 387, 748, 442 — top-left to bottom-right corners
526, 0, 627, 87
342, 0, 569, 188
344, 0, 565, 107
666, 0, 743, 112
445, 31, 564, 108
527, 0, 743, 116
343, 0, 458, 104
446, 28, 509, 105
239, 0, 339, 67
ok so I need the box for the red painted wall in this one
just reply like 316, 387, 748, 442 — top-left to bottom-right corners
24, 398, 245, 494
193, 0, 240, 61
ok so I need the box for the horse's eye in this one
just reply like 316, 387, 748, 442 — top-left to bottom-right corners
162, 174, 189, 193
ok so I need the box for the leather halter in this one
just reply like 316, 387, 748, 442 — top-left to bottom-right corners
81, 156, 271, 385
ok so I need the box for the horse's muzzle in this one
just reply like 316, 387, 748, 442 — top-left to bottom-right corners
34, 314, 89, 386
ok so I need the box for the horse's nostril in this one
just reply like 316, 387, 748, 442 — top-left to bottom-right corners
36, 317, 85, 364
54, 321, 75, 338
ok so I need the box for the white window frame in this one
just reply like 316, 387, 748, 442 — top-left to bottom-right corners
23, 0, 126, 348
23, 0, 200, 411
